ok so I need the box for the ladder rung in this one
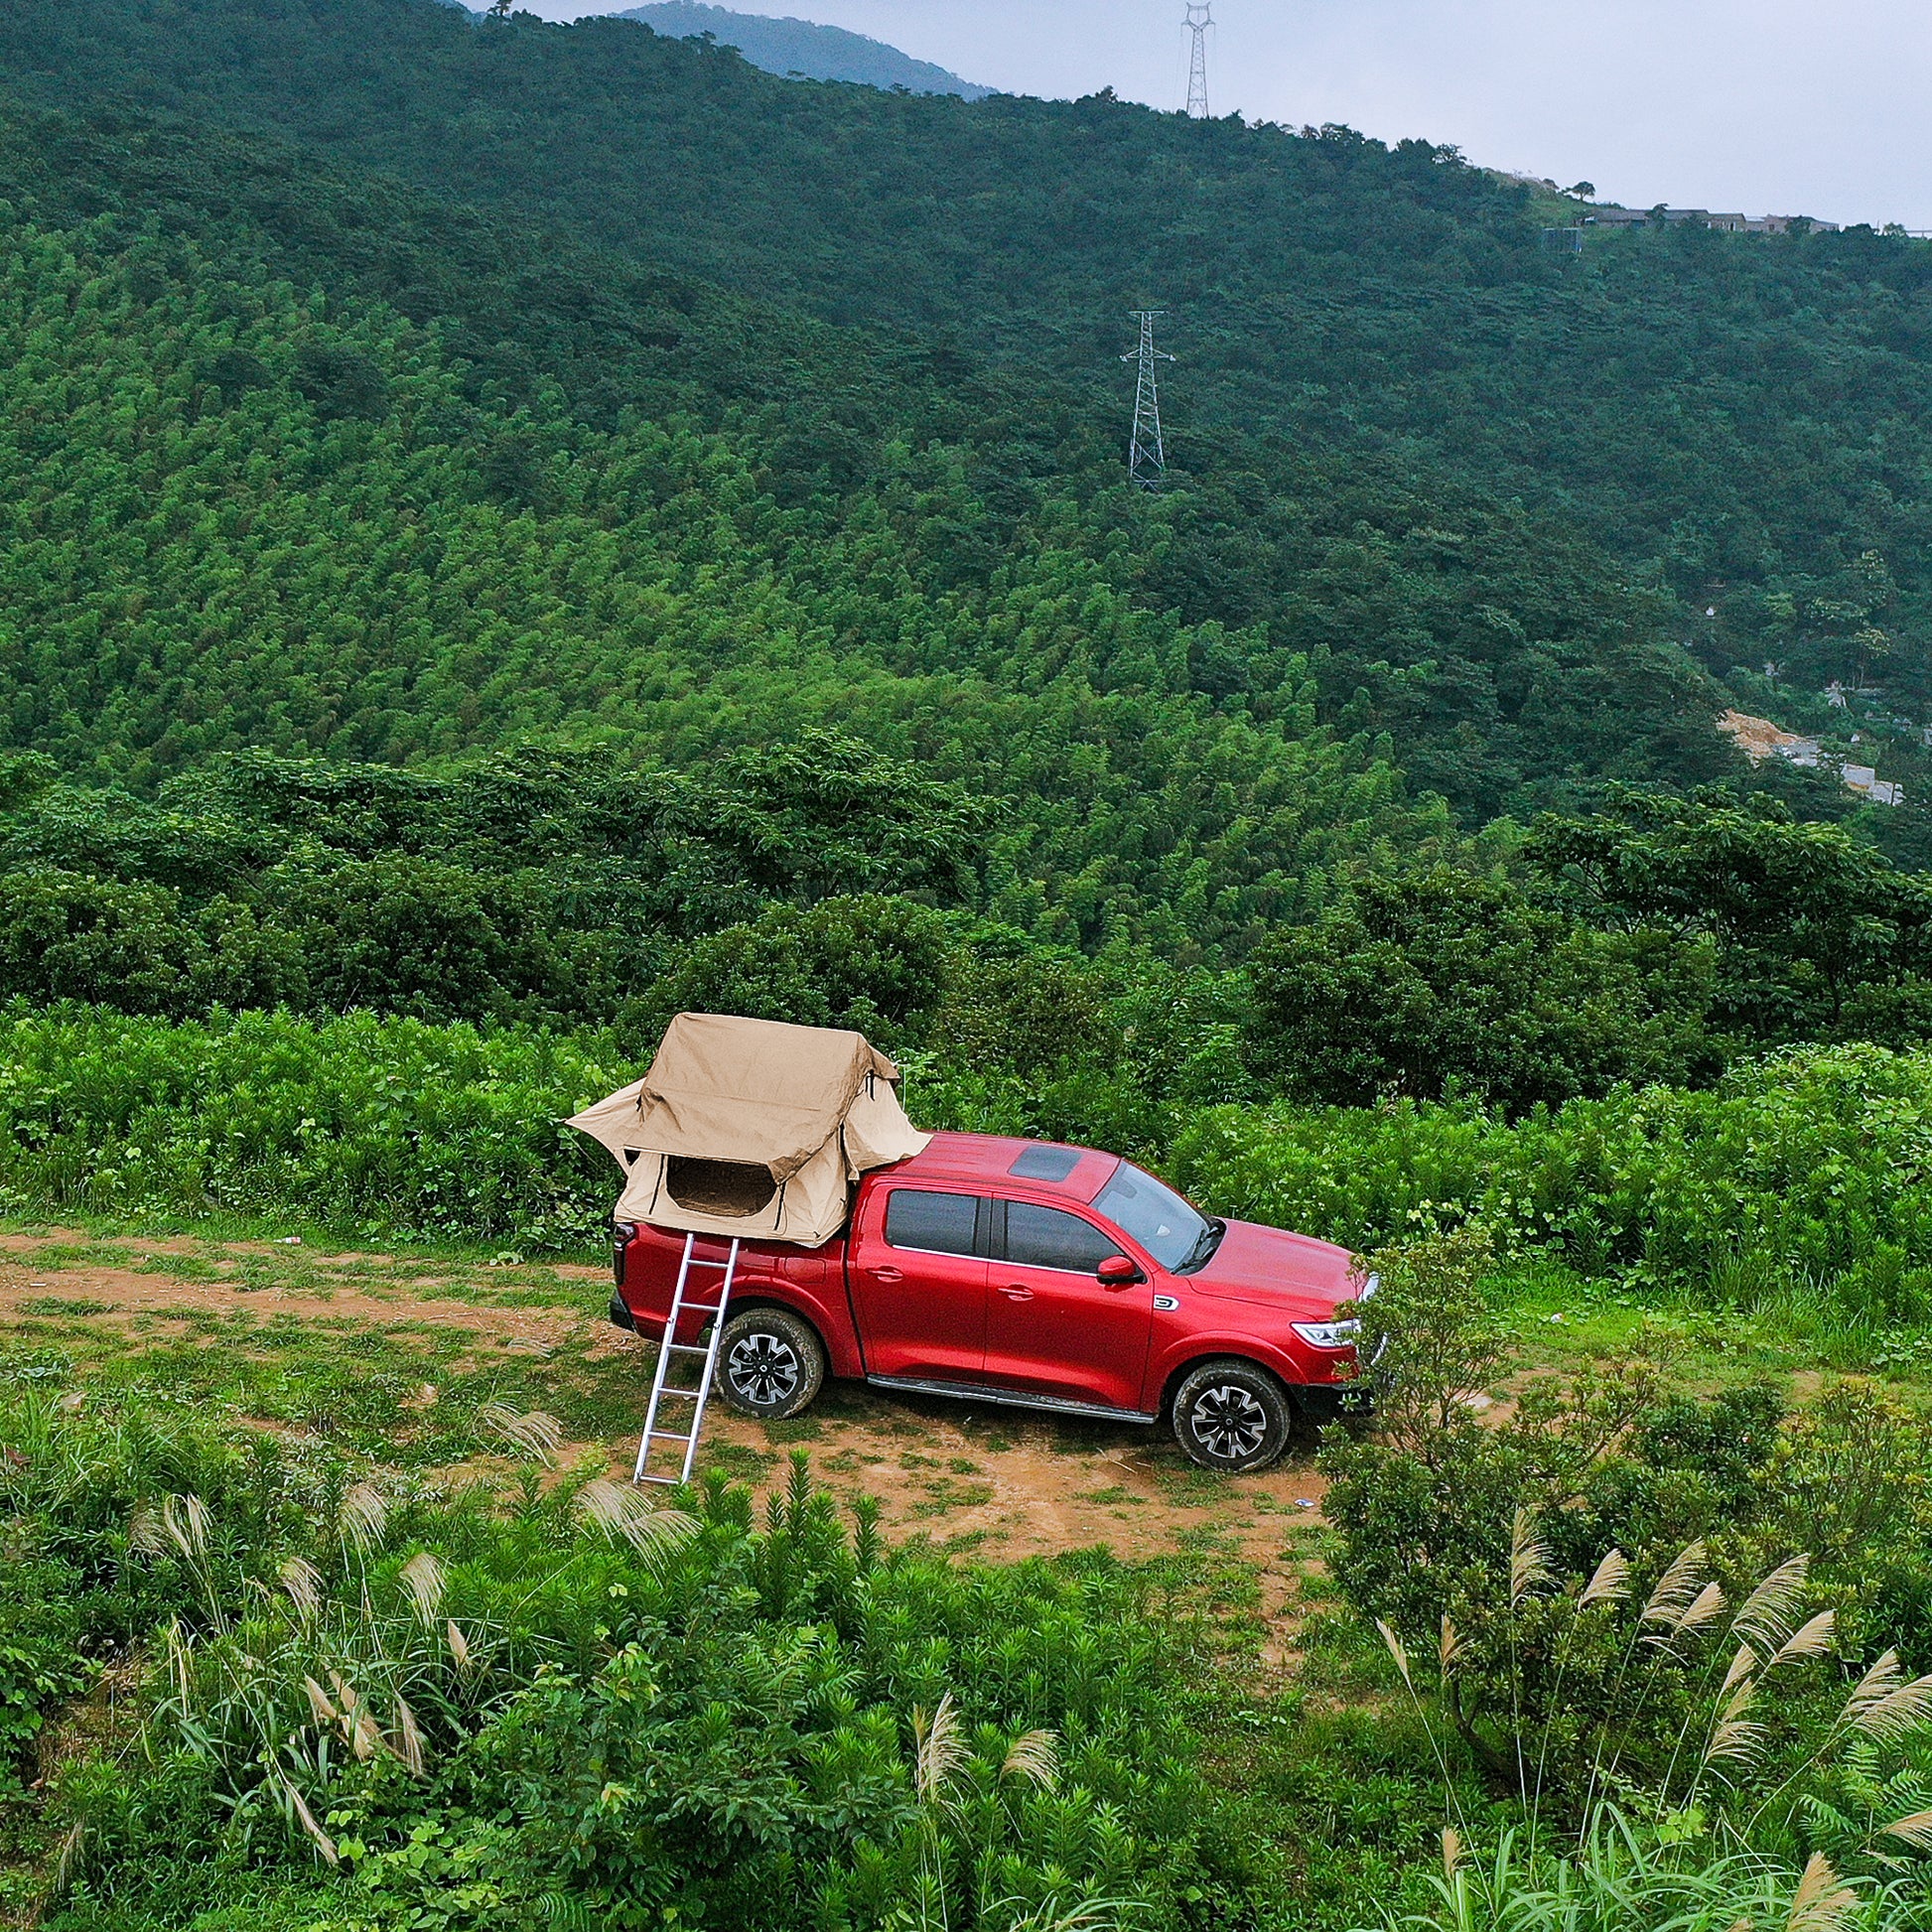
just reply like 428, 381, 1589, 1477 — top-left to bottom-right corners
633, 1233, 740, 1489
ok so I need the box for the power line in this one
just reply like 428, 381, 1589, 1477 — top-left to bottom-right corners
1123, 311, 1174, 489
1184, 2, 1213, 119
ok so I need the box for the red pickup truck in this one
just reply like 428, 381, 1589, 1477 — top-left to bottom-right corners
609, 1132, 1368, 1472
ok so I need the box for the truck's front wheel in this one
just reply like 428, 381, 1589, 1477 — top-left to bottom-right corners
1171, 1359, 1293, 1472
715, 1308, 826, 1422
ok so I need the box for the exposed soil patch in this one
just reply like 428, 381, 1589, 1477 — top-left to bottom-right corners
0, 1230, 612, 1356
1, 1229, 1328, 1655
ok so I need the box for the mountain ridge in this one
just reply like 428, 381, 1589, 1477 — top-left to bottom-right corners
618, 2, 989, 98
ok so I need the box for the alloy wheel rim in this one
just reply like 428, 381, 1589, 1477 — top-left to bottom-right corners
1191, 1383, 1268, 1459
729, 1332, 801, 1407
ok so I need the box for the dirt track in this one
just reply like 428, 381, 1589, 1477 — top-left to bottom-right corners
0, 1230, 1332, 1655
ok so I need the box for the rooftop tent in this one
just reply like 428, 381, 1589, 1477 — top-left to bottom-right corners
569, 1013, 931, 1247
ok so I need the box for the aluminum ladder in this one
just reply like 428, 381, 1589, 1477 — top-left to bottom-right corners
632, 1233, 741, 1486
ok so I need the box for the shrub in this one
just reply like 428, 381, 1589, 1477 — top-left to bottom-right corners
1320, 1231, 1670, 1663
4, 1398, 1212, 1931
1387, 1820, 1926, 1932
1246, 867, 1715, 1111
1171, 1042, 1932, 1288
0, 1003, 628, 1250
645, 894, 953, 1048
18, 1008, 1932, 1288
0, 871, 212, 1018
1324, 1233, 1932, 1846
0, 1574, 92, 1791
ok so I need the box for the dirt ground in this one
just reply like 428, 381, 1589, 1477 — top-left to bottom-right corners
0, 1230, 1333, 1653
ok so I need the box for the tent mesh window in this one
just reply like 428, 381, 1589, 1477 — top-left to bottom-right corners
665, 1157, 778, 1219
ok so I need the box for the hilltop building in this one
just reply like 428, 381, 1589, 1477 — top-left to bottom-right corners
1582, 206, 1842, 234
1494, 175, 1842, 233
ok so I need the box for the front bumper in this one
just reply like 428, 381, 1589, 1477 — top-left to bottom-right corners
1294, 1380, 1372, 1427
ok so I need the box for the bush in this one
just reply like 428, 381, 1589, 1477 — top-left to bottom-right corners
0, 1003, 628, 1251
0, 871, 216, 1018
1323, 1232, 1932, 1838
1171, 1042, 1932, 1287
21, 1006, 1932, 1286
0, 1573, 92, 1791
646, 895, 953, 1048
4, 1399, 1215, 1931
1246, 867, 1715, 1111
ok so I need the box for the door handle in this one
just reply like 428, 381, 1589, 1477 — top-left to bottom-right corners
999, 1285, 1035, 1301
871, 1266, 903, 1283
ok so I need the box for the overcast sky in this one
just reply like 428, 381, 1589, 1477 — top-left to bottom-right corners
525, 0, 1932, 230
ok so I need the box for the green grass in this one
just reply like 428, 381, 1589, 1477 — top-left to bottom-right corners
0, 1297, 645, 1467
10, 1204, 1932, 1927
1499, 1253, 1932, 1392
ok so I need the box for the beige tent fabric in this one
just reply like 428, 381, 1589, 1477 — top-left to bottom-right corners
569, 1013, 930, 1248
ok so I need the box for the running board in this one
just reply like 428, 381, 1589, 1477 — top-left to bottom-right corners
867, 1375, 1158, 1427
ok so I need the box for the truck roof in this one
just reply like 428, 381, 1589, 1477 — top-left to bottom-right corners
890, 1132, 1121, 1203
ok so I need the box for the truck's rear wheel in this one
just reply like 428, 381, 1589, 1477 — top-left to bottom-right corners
715, 1308, 826, 1422
1171, 1359, 1293, 1472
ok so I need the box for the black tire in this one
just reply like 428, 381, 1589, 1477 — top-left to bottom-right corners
714, 1307, 827, 1422
1171, 1359, 1294, 1472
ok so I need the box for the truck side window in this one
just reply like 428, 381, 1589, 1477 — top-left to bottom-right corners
885, 1189, 981, 1258
1003, 1202, 1119, 1274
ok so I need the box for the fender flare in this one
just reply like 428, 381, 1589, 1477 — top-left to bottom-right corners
1152, 1336, 1311, 1417
716, 1285, 861, 1380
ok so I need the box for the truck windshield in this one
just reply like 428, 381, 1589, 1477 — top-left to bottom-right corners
1092, 1164, 1217, 1273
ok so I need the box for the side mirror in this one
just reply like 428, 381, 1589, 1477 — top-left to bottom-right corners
1096, 1255, 1143, 1289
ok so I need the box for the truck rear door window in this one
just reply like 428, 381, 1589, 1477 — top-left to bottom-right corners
1003, 1202, 1119, 1274
885, 1189, 982, 1257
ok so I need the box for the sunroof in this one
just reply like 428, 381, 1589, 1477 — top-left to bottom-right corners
1009, 1144, 1082, 1181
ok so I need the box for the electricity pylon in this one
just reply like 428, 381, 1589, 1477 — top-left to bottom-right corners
1123, 311, 1174, 489
1184, 2, 1213, 119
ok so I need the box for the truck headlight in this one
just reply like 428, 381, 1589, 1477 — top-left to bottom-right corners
1293, 1318, 1361, 1349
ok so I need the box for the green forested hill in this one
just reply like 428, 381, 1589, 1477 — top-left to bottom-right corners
4, 169, 1467, 955
4, 80, 1925, 1091
17, 18, 1932, 1932
6, 0, 1932, 708
0, 0, 1927, 992
0, 99, 1739, 837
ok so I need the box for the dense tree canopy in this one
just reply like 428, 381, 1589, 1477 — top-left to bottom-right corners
7, 0, 1932, 709
0, 0, 1930, 1113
